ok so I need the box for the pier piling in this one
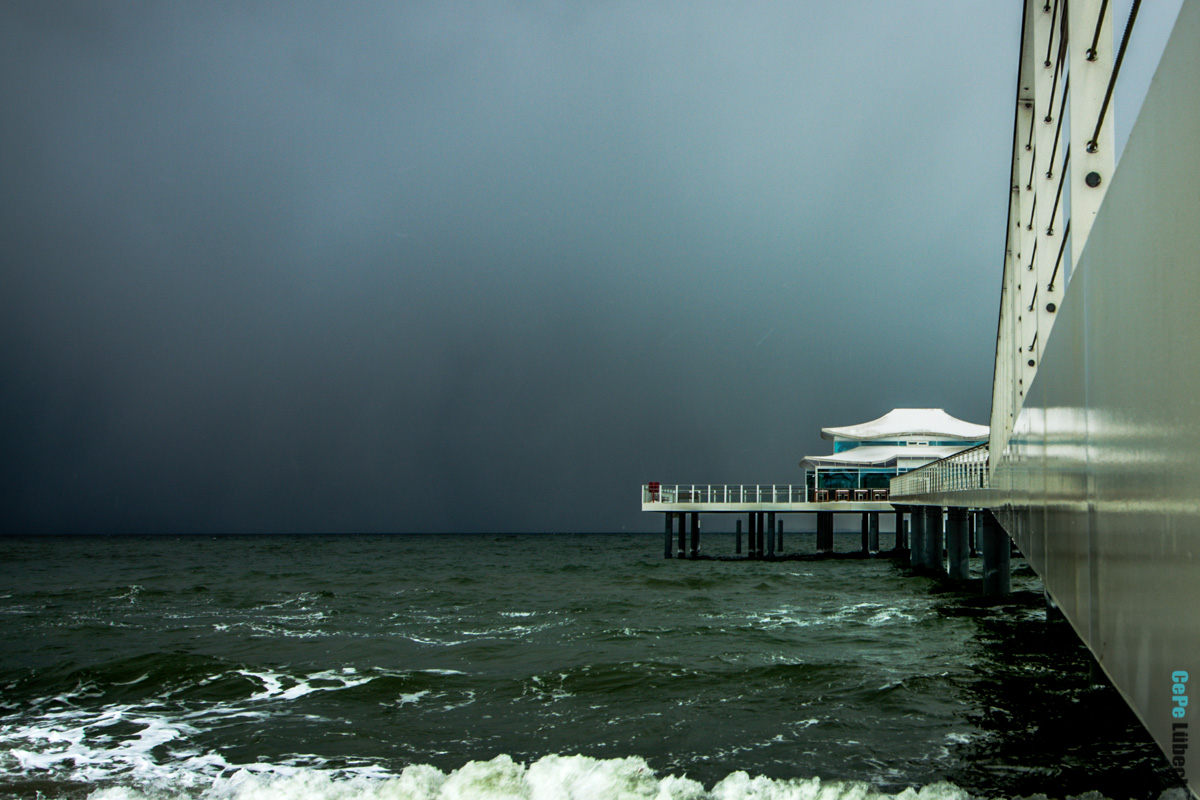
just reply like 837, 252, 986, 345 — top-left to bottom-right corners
868, 512, 879, 553
925, 506, 945, 575
776, 519, 783, 553
981, 511, 1011, 595
817, 511, 833, 553
663, 513, 673, 559
766, 512, 776, 558
735, 519, 742, 554
910, 508, 926, 568
676, 513, 686, 558
946, 507, 969, 580
689, 513, 700, 558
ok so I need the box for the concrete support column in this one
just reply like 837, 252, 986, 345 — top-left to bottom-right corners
676, 513, 686, 558
968, 511, 978, 557
925, 506, 945, 575
663, 513, 673, 559
817, 512, 834, 553
910, 507, 926, 568
689, 513, 700, 558
981, 511, 1011, 595
894, 510, 905, 552
777, 519, 784, 552
946, 507, 969, 580
868, 512, 879, 553
735, 519, 743, 555
749, 513, 758, 559
860, 513, 870, 554
758, 513, 766, 557
766, 512, 776, 558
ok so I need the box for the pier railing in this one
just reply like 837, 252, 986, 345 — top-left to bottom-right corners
644, 484, 805, 504
642, 484, 889, 505
889, 443, 990, 498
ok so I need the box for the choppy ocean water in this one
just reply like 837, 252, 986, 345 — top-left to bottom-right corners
0, 533, 1185, 800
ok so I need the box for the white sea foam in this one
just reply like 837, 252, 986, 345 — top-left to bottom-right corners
750, 600, 925, 631
3, 699, 1154, 800
113, 586, 144, 603
3, 705, 200, 787
235, 669, 374, 702
402, 634, 469, 647
1, 666, 462, 792
865, 609, 917, 627
396, 691, 429, 706
8, 710, 1017, 800
80, 754, 997, 800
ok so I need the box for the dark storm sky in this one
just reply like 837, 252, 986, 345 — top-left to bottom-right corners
0, 2, 1182, 533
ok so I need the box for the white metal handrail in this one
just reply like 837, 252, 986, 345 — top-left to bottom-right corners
641, 484, 890, 504
889, 443, 989, 498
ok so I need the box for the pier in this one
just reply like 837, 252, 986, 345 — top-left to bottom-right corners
640, 1, 1200, 792
643, 409, 991, 562
646, 487, 1008, 588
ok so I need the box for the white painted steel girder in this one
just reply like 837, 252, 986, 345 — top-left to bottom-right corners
991, 0, 1113, 470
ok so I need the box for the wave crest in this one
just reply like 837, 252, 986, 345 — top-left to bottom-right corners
85, 754, 981, 800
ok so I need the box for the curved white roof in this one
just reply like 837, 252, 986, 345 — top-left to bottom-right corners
800, 444, 969, 470
820, 408, 988, 442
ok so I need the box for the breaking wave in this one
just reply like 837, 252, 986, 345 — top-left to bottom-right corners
78, 755, 1000, 800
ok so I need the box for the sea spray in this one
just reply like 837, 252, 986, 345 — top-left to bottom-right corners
86, 755, 980, 800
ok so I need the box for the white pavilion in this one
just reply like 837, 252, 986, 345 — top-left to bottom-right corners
799, 408, 987, 500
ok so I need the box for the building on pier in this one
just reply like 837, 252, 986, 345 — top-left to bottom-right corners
642, 409, 988, 566
800, 409, 986, 501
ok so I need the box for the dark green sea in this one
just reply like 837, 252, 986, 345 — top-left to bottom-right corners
0, 533, 1183, 800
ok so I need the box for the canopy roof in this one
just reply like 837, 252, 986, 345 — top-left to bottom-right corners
800, 444, 967, 470
820, 408, 988, 442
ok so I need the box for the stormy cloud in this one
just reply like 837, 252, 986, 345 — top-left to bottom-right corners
0, 1, 1179, 533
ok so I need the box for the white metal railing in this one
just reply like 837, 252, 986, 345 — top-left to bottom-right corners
889, 443, 989, 498
641, 484, 890, 505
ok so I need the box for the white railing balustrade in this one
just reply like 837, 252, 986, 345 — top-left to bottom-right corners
641, 484, 890, 505
889, 443, 989, 498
